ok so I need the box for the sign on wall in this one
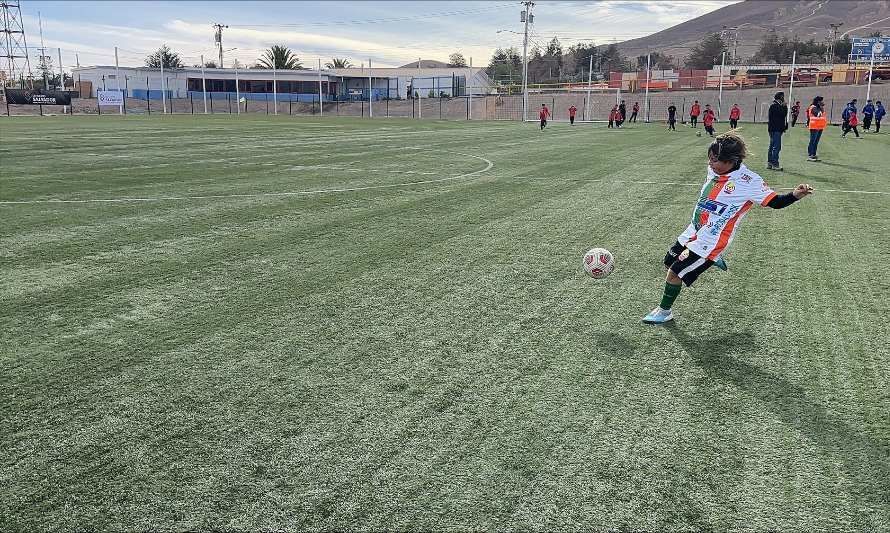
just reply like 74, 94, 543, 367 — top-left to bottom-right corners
97, 90, 125, 106
851, 37, 890, 62
3, 88, 72, 105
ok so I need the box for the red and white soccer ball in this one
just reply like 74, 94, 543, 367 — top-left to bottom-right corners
583, 248, 615, 279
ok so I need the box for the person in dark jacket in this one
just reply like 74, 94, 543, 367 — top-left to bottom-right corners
667, 104, 677, 130
875, 101, 886, 133
766, 91, 788, 171
618, 100, 627, 126
862, 99, 875, 131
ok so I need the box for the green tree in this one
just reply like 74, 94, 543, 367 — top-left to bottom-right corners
448, 52, 468, 67
637, 51, 675, 70
685, 33, 727, 69
145, 45, 184, 69
325, 57, 352, 68
486, 47, 522, 85
257, 45, 305, 70
599, 44, 630, 76
833, 36, 853, 61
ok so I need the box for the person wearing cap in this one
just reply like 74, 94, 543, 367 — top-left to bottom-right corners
766, 91, 788, 171
806, 96, 827, 162
875, 101, 885, 133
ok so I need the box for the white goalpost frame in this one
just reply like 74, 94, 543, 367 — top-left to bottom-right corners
272, 64, 278, 115
368, 58, 373, 118
786, 51, 796, 124
201, 54, 208, 114
644, 52, 651, 122
234, 59, 240, 115
521, 86, 621, 124
318, 58, 323, 116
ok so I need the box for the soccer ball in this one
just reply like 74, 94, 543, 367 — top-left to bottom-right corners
583, 248, 615, 279
696, 131, 702, 137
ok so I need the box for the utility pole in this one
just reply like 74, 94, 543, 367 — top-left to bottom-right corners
213, 23, 228, 67
520, 1, 535, 122
828, 23, 843, 64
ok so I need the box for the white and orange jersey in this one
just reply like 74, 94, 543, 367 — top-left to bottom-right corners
677, 164, 776, 260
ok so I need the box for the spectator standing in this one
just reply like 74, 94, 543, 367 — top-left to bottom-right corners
806, 96, 826, 162
875, 101, 885, 133
766, 91, 788, 171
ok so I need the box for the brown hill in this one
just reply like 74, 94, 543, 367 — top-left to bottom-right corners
616, 0, 890, 64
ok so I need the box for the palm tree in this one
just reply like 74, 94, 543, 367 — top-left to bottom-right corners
257, 45, 304, 70
325, 57, 352, 69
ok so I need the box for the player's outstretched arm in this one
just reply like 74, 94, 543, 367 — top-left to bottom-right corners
766, 184, 814, 209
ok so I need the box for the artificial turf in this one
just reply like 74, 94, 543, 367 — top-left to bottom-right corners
1, 114, 889, 531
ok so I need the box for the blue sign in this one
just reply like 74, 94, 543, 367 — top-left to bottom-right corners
851, 37, 890, 62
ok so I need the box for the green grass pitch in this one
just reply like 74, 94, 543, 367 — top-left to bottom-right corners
2, 115, 889, 531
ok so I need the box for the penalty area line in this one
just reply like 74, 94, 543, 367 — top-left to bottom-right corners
0, 152, 493, 206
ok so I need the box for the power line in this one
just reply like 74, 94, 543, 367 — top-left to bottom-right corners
229, 4, 514, 28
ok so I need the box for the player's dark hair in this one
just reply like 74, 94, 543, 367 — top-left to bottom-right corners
708, 132, 748, 169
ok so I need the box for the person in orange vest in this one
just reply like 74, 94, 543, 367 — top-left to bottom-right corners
608, 105, 620, 128
568, 104, 577, 125
702, 104, 717, 137
729, 104, 741, 129
689, 100, 701, 128
807, 96, 827, 161
539, 103, 551, 131
791, 101, 801, 127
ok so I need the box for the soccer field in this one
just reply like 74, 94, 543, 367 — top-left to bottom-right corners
2, 115, 889, 530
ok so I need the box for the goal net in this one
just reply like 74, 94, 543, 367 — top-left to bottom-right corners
522, 85, 622, 123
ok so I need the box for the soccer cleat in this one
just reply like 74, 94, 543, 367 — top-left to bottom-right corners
642, 307, 674, 324
714, 256, 728, 271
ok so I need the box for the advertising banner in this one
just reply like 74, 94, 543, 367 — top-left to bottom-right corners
97, 90, 125, 106
851, 37, 890, 62
3, 88, 72, 105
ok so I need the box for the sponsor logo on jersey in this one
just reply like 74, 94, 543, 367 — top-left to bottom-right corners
740, 173, 753, 183
724, 181, 736, 193
709, 204, 741, 235
697, 197, 728, 215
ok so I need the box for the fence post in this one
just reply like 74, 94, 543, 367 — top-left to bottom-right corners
209, 96, 213, 114
228, 93, 232, 114
146, 77, 151, 115
682, 97, 686, 124
266, 94, 269, 115
386, 98, 389, 117
190, 93, 194, 114
467, 96, 469, 120
439, 97, 442, 119
829, 98, 834, 124
361, 99, 364, 117
289, 99, 293, 115
754, 97, 758, 123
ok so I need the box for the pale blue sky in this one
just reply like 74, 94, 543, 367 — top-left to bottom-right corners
22, 1, 736, 70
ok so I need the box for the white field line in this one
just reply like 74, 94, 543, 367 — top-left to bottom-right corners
0, 152, 493, 206
510, 176, 890, 195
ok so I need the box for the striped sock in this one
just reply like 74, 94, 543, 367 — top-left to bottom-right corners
660, 282, 682, 310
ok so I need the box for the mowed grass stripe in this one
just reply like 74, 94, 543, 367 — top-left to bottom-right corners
1, 115, 889, 530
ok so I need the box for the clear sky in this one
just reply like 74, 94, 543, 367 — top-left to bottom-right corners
21, 1, 737, 70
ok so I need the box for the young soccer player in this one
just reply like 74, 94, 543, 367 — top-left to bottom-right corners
539, 103, 551, 130
642, 132, 814, 324
630, 102, 640, 122
862, 99, 875, 132
667, 104, 677, 131
569, 104, 577, 125
842, 105, 860, 138
702, 104, 716, 137
608, 105, 620, 128
791, 101, 801, 127
876, 101, 885, 133
729, 104, 741, 129
690, 100, 701, 128
618, 100, 627, 126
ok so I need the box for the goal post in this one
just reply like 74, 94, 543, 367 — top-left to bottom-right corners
522, 85, 622, 123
